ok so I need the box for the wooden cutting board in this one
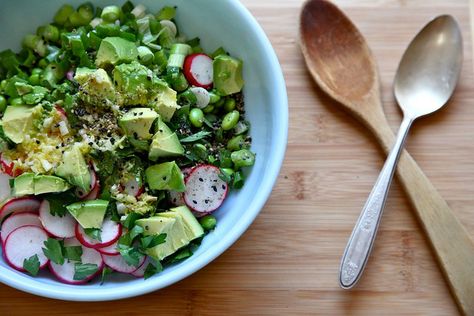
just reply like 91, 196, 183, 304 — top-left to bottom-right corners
1, 1, 473, 315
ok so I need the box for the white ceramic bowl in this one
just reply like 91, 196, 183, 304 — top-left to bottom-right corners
0, 0, 287, 301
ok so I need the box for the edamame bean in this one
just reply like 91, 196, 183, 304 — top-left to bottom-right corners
199, 215, 217, 231
227, 135, 247, 151
209, 91, 221, 104
224, 98, 236, 112
189, 108, 204, 128
10, 97, 23, 106
29, 73, 41, 85
221, 110, 239, 130
202, 104, 214, 114
0, 80, 7, 92
0, 95, 7, 112
231, 149, 256, 169
31, 68, 43, 76
193, 143, 207, 160
214, 97, 225, 108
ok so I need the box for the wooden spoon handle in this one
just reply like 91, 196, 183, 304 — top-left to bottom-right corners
373, 119, 474, 316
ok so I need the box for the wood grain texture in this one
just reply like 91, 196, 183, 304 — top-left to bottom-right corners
1, 1, 473, 315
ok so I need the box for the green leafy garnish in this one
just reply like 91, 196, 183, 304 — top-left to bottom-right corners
169, 248, 193, 264
84, 228, 102, 241
73, 263, 99, 281
64, 245, 83, 262
42, 238, 64, 265
143, 261, 163, 280
23, 254, 40, 276
140, 233, 166, 249
122, 213, 142, 229
118, 244, 144, 267
45, 192, 77, 217
179, 131, 212, 143
100, 266, 113, 285
105, 200, 120, 222
129, 225, 144, 240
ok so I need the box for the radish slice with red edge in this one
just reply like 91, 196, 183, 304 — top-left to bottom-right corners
39, 200, 76, 238
4, 225, 49, 271
184, 164, 228, 214
83, 183, 100, 200
97, 239, 119, 256
183, 53, 213, 89
0, 172, 12, 202
75, 167, 98, 199
103, 253, 145, 274
49, 237, 103, 284
130, 257, 150, 278
0, 197, 41, 222
1, 212, 41, 243
75, 219, 122, 249
122, 177, 143, 197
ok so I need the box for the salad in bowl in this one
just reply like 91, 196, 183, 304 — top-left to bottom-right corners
0, 1, 255, 284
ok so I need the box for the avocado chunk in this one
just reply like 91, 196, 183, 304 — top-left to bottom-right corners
33, 175, 71, 195
149, 85, 179, 122
56, 145, 91, 192
119, 107, 158, 140
95, 37, 138, 68
149, 133, 184, 161
66, 199, 108, 229
0, 105, 42, 143
13, 173, 35, 196
113, 61, 152, 105
74, 67, 116, 104
136, 210, 200, 261
145, 161, 185, 192
163, 206, 204, 240
213, 55, 244, 96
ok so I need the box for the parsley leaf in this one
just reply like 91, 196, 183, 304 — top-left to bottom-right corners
129, 225, 144, 240
23, 254, 40, 276
44, 192, 77, 217
143, 261, 163, 280
42, 238, 64, 265
122, 213, 142, 229
140, 233, 167, 249
169, 247, 193, 264
179, 131, 212, 143
73, 263, 99, 281
84, 228, 102, 241
118, 244, 144, 267
105, 201, 120, 222
100, 266, 113, 285
64, 246, 83, 262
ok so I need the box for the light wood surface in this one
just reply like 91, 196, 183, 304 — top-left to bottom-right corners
1, 1, 473, 315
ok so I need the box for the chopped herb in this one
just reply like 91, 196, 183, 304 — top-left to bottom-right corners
105, 201, 120, 222
169, 247, 193, 264
179, 131, 212, 143
44, 192, 77, 217
118, 244, 144, 267
64, 245, 83, 262
140, 233, 166, 249
73, 263, 99, 281
23, 254, 40, 276
100, 266, 113, 285
129, 225, 144, 240
42, 238, 64, 265
122, 212, 142, 229
83, 228, 102, 241
143, 261, 163, 280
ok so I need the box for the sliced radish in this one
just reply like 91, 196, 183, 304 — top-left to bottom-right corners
190, 87, 210, 108
0, 212, 41, 243
184, 164, 228, 214
103, 253, 145, 274
0, 172, 12, 202
183, 53, 213, 89
122, 177, 143, 197
83, 183, 100, 200
39, 200, 76, 238
130, 257, 150, 278
169, 167, 193, 206
75, 219, 122, 249
97, 239, 119, 256
49, 237, 104, 284
4, 225, 49, 271
75, 167, 98, 199
0, 197, 41, 222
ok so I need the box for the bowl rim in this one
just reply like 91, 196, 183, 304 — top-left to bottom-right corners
0, 0, 288, 301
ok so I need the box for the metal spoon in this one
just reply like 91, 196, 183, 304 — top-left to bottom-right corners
300, 1, 474, 313
339, 14, 462, 289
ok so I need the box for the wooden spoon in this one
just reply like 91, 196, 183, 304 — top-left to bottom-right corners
299, 0, 474, 314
